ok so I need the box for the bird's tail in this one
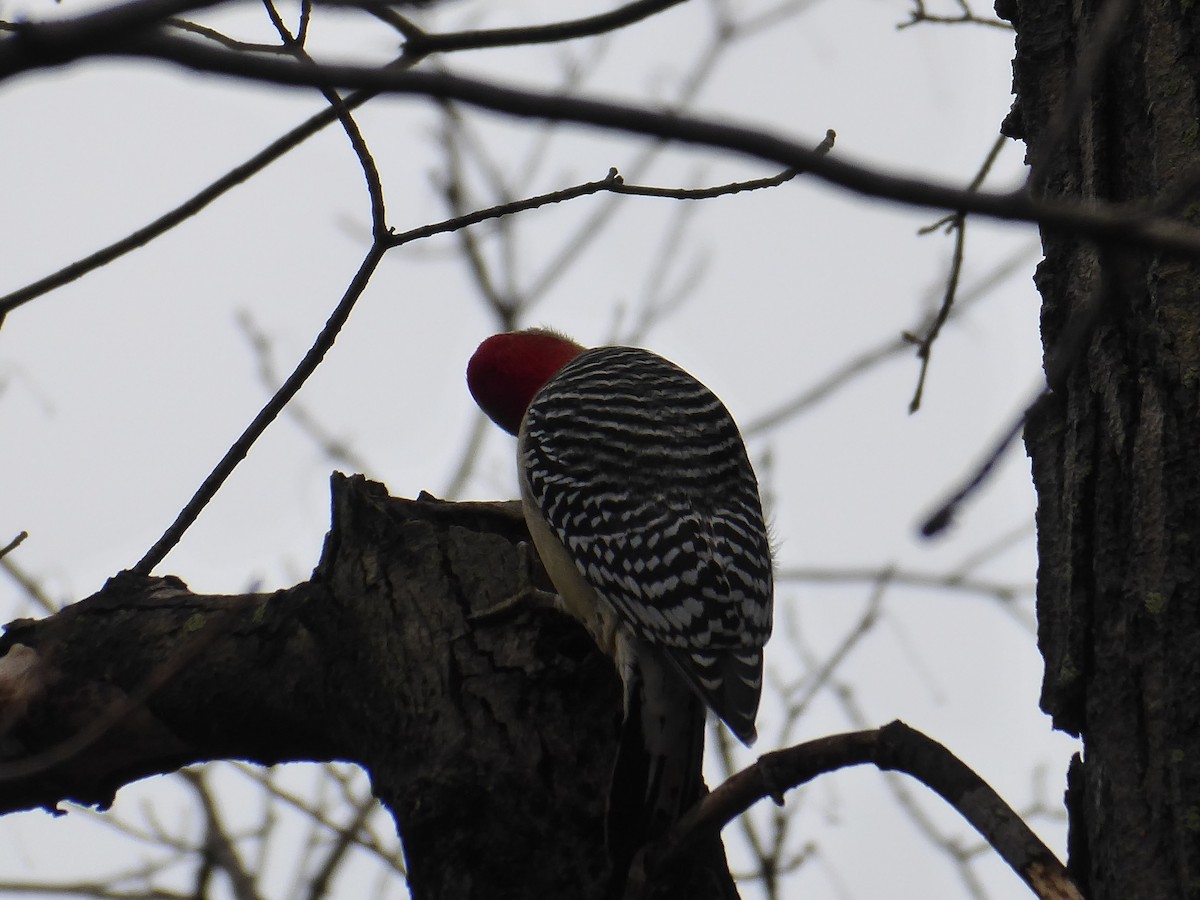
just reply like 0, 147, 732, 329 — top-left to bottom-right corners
606, 646, 706, 888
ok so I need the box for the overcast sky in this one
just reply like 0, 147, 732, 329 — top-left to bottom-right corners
1, 1, 1077, 897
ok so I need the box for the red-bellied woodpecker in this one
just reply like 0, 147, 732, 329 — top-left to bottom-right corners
467, 328, 773, 871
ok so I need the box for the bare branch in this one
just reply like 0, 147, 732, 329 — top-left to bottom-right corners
778, 579, 886, 730
908, 133, 1010, 412
235, 310, 376, 473
899, 0, 1010, 30
0, 532, 27, 561
383, 168, 624, 250
182, 768, 264, 900
305, 795, 377, 900
0, 88, 375, 315
1, 552, 59, 615
1, 0, 226, 64
262, 0, 387, 234
743, 236, 1036, 438
229, 763, 407, 877
744, 333, 910, 437
612, 129, 835, 199
630, 721, 1082, 900
920, 387, 1044, 537
923, 238, 1128, 537
166, 17, 290, 52
949, 521, 1035, 577
132, 243, 387, 574
9, 35, 1199, 256
385, 0, 689, 57
776, 563, 1031, 602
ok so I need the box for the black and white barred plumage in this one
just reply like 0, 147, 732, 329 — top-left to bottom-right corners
519, 345, 773, 744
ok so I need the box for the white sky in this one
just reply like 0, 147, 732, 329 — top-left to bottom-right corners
1, 0, 1080, 897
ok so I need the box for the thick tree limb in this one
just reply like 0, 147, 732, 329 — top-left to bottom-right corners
0, 474, 738, 899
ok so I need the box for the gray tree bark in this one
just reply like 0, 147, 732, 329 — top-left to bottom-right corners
1006, 2, 1200, 897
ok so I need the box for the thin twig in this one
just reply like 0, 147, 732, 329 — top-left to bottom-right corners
777, 564, 1031, 603
229, 763, 407, 876
612, 129, 834, 199
921, 241, 1125, 536
306, 796, 378, 900
899, 0, 1010, 30
181, 768, 264, 900
132, 243, 387, 574
907, 212, 968, 413
949, 521, 1035, 577
384, 168, 625, 249
780, 580, 886, 728
908, 132, 1009, 412
439, 116, 515, 315
366, 0, 688, 57
744, 334, 910, 436
920, 389, 1044, 537
263, 0, 387, 234
166, 18, 290, 52
0, 531, 27, 561
0, 554, 58, 615
739, 232, 1040, 437
235, 310, 375, 473
0, 89, 377, 315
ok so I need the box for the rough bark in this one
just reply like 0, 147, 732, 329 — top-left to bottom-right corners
1005, 2, 1200, 898
0, 473, 738, 899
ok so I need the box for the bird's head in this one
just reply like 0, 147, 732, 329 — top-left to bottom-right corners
467, 328, 587, 436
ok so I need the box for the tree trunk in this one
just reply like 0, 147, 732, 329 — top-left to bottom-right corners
1006, 2, 1200, 898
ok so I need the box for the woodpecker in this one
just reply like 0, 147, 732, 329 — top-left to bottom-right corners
467, 328, 773, 871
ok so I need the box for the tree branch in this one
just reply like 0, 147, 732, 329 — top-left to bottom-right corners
0, 476, 739, 899
632, 721, 1082, 900
4, 29, 1200, 255
391, 0, 688, 57
131, 243, 387, 574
